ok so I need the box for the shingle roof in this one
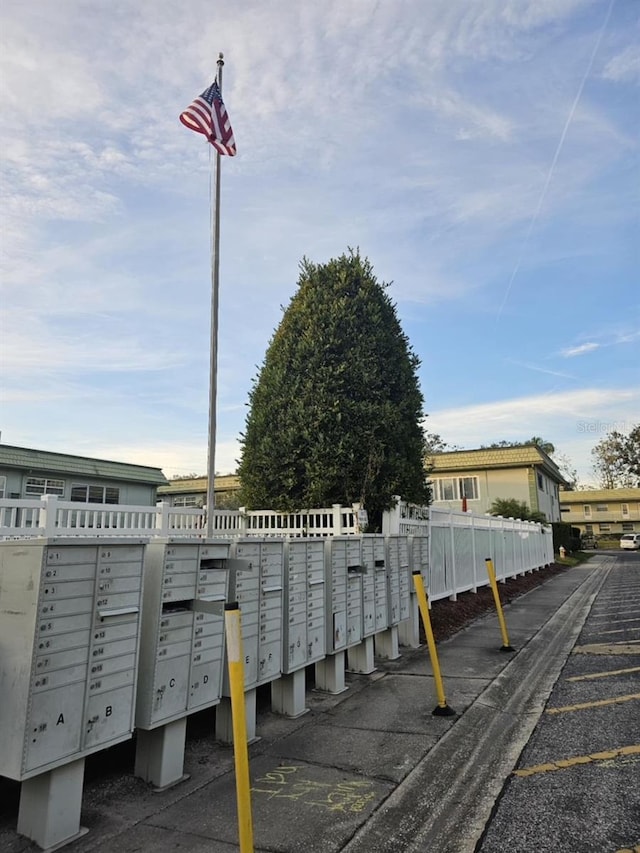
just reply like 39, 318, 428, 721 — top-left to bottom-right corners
559, 487, 640, 503
158, 475, 239, 495
0, 444, 168, 486
429, 444, 569, 485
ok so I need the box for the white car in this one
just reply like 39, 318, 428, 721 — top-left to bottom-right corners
620, 533, 640, 551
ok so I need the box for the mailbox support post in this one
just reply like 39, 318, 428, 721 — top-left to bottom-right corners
375, 625, 400, 660
134, 718, 189, 790
347, 636, 376, 674
315, 651, 347, 694
216, 689, 258, 744
17, 758, 88, 850
398, 596, 420, 648
271, 671, 309, 718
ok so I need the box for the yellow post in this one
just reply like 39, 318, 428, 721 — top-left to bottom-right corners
412, 571, 456, 717
484, 558, 515, 652
224, 603, 255, 853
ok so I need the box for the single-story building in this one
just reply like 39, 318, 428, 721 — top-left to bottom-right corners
559, 487, 640, 538
157, 474, 240, 508
0, 444, 168, 506
428, 445, 569, 522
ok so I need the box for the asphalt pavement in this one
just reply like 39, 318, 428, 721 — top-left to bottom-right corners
2, 552, 637, 853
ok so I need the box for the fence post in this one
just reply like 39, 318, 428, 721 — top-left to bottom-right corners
332, 504, 343, 535
155, 501, 171, 536
448, 507, 457, 601
41, 494, 58, 537
383, 496, 402, 536
470, 512, 477, 593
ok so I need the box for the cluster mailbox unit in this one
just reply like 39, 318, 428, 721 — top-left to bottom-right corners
315, 536, 365, 694
134, 538, 231, 790
272, 538, 326, 718
379, 535, 412, 660
0, 537, 147, 851
350, 534, 387, 674
216, 538, 285, 743
399, 534, 430, 648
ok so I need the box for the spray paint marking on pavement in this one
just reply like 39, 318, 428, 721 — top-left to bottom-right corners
573, 641, 640, 655
615, 844, 640, 853
513, 745, 640, 777
250, 765, 378, 813
566, 666, 640, 682
545, 693, 640, 715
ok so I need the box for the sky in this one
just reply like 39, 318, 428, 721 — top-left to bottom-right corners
1, 0, 638, 489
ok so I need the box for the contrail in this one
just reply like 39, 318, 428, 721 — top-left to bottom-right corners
496, 0, 616, 321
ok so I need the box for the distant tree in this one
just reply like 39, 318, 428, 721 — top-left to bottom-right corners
591, 426, 640, 488
488, 498, 547, 524
237, 250, 429, 527
481, 436, 555, 455
553, 452, 579, 489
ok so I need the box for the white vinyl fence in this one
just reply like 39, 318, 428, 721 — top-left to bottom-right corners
0, 495, 552, 603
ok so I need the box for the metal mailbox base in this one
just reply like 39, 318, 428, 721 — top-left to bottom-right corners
134, 719, 189, 791
315, 651, 348, 694
347, 636, 376, 674
375, 626, 400, 660
398, 597, 420, 648
216, 688, 258, 744
271, 670, 309, 718
17, 758, 88, 852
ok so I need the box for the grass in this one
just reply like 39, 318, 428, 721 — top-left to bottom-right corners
555, 550, 591, 567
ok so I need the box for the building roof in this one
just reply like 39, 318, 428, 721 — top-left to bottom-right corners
0, 444, 169, 486
429, 444, 569, 485
158, 474, 240, 495
559, 487, 640, 503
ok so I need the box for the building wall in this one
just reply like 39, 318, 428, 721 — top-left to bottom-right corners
0, 466, 158, 506
559, 490, 640, 537
430, 466, 561, 522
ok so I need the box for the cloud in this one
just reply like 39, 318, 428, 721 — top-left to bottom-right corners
602, 44, 640, 83
561, 342, 601, 357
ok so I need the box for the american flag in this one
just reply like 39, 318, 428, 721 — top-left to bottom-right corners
179, 80, 236, 156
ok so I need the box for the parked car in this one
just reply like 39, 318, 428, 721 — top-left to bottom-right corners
581, 535, 598, 549
620, 533, 640, 551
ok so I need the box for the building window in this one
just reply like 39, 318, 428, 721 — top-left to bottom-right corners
621, 504, 629, 517
70, 484, 120, 504
595, 504, 608, 513
584, 506, 592, 518
622, 522, 634, 532
598, 523, 611, 533
0, 475, 5, 498
537, 472, 544, 490
432, 477, 480, 502
584, 524, 593, 534
173, 495, 199, 508
25, 478, 65, 496
560, 504, 570, 513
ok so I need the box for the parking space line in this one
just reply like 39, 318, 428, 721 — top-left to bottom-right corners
590, 617, 640, 625
513, 745, 640, 777
573, 641, 640, 655
545, 693, 640, 715
596, 625, 640, 634
566, 666, 640, 682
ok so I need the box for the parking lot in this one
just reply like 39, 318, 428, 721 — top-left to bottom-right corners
478, 551, 640, 853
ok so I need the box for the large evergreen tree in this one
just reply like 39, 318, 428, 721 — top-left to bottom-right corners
237, 251, 429, 523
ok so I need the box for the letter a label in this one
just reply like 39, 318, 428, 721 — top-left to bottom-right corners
56, 713, 65, 725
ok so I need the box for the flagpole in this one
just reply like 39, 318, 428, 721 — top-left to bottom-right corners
205, 52, 224, 538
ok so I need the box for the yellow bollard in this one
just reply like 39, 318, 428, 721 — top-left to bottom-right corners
412, 571, 456, 717
224, 603, 255, 853
484, 558, 515, 652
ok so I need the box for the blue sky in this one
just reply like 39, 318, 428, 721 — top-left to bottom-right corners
1, 0, 638, 487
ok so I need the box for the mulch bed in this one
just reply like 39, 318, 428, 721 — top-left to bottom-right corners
427, 563, 571, 643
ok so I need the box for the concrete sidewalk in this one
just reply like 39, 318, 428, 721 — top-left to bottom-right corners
1, 558, 612, 853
